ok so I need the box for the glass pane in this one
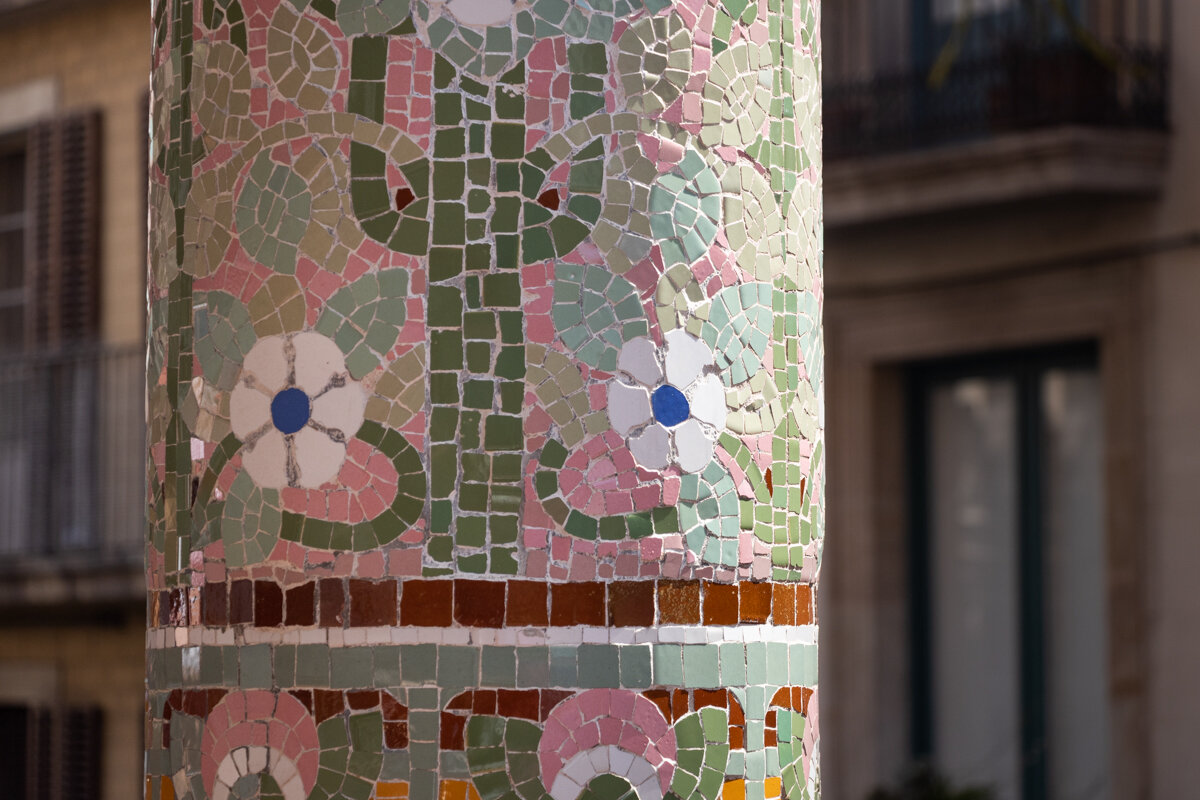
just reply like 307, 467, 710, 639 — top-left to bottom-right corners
0, 305, 23, 353
0, 150, 24, 217
0, 229, 24, 292
1042, 369, 1110, 800
930, 377, 1020, 800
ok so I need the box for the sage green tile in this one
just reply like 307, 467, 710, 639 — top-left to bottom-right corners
296, 644, 330, 686
481, 646, 517, 687
549, 646, 577, 686
400, 644, 437, 684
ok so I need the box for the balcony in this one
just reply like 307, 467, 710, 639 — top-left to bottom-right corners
824, 2, 1170, 226
0, 345, 144, 612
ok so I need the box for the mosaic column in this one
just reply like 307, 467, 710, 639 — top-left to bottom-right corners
146, 0, 822, 797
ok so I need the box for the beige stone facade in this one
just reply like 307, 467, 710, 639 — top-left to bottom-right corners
822, 1, 1198, 799
0, 1, 148, 798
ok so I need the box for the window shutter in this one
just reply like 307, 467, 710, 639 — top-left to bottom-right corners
26, 110, 101, 350
0, 705, 30, 799
59, 706, 104, 799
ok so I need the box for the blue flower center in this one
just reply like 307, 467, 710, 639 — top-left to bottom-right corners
651, 384, 690, 427
271, 387, 311, 435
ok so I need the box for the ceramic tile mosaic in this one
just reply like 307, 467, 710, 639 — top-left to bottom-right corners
147, 0, 822, 795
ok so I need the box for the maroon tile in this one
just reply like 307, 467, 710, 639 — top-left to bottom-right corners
453, 580, 505, 627
657, 580, 700, 624
440, 712, 466, 750
318, 578, 345, 627
702, 581, 738, 625
254, 581, 283, 627
288, 690, 314, 715
313, 689, 344, 723
381, 692, 407, 721
202, 582, 227, 626
550, 582, 605, 626
607, 581, 654, 627
347, 690, 380, 710
349, 579, 397, 627
497, 690, 539, 721
399, 580, 452, 626
229, 579, 254, 625
738, 581, 772, 623
284, 582, 315, 626
384, 721, 409, 749
472, 690, 497, 715
506, 581, 548, 626
540, 690, 574, 722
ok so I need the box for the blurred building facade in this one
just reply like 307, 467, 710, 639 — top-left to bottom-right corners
821, 1, 1186, 799
0, 0, 148, 798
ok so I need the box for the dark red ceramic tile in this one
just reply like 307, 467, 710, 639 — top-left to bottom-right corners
381, 692, 407, 721
347, 690, 379, 710
607, 581, 654, 627
313, 689, 344, 723
384, 721, 409, 749
440, 712, 466, 750
284, 581, 315, 626
453, 579, 505, 627
550, 582, 604, 626
254, 581, 283, 627
399, 580, 453, 626
506, 581, 548, 626
349, 579, 397, 627
497, 689, 539, 720
202, 581, 227, 626
318, 578, 345, 627
229, 579, 254, 625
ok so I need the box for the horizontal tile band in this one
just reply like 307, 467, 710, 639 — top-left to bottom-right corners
149, 577, 815, 630
147, 623, 819, 650
145, 637, 819, 693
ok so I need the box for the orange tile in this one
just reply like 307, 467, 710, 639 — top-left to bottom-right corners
374, 781, 410, 799
438, 779, 481, 800
722, 779, 746, 799
160, 776, 175, 800
764, 777, 783, 799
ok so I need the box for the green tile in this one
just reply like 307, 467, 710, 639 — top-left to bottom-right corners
401, 644, 437, 684
481, 647, 517, 687
577, 645, 620, 688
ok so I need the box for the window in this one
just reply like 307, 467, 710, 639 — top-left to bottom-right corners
908, 345, 1110, 800
0, 112, 103, 555
0, 137, 26, 350
0, 704, 103, 800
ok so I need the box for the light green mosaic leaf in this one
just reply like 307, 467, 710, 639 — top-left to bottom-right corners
551, 262, 649, 372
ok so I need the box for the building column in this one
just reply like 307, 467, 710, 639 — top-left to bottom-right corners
147, 0, 822, 797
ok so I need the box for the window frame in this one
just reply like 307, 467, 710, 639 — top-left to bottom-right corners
821, 262, 1145, 800
906, 343, 1100, 800
0, 130, 28, 351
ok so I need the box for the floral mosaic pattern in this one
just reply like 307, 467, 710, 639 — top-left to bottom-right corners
147, 0, 822, 795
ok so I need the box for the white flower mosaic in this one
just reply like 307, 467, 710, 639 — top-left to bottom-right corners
230, 332, 366, 489
608, 331, 725, 474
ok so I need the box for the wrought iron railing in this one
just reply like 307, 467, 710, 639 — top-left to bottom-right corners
0, 345, 144, 563
825, 41, 1168, 161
